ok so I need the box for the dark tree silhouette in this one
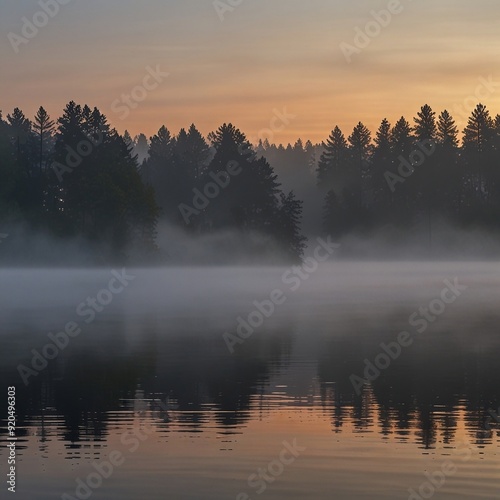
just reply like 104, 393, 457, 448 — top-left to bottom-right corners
348, 121, 372, 208
33, 106, 54, 175
322, 190, 344, 238
317, 126, 349, 192
276, 191, 307, 260
52, 102, 158, 253
3, 101, 500, 263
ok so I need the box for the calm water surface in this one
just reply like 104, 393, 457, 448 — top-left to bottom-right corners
1, 263, 499, 499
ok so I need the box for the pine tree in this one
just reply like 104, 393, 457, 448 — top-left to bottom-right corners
413, 104, 437, 143
141, 125, 174, 187
391, 116, 414, 154
437, 110, 458, 148
205, 123, 305, 259
276, 191, 307, 261
6, 108, 40, 221
51, 102, 158, 253
7, 108, 32, 158
104, 131, 159, 253
33, 106, 54, 174
434, 110, 460, 214
305, 140, 316, 173
389, 117, 415, 222
462, 104, 494, 204
123, 130, 133, 147
175, 124, 210, 181
0, 111, 19, 223
293, 138, 304, 153
370, 118, 392, 213
207, 123, 279, 230
375, 118, 391, 152
316, 126, 348, 192
142, 125, 191, 224
412, 105, 439, 241
462, 103, 493, 153
349, 122, 372, 159
348, 122, 372, 207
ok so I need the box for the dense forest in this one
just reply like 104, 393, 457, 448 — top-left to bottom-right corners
1, 101, 500, 264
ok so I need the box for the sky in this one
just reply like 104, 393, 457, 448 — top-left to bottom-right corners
1, 0, 500, 144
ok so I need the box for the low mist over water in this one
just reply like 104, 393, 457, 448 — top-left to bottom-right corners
1, 263, 499, 499
3, 1, 500, 498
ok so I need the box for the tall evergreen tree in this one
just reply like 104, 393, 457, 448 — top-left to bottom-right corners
348, 122, 372, 207
462, 104, 494, 206
276, 191, 307, 261
7, 108, 32, 163
175, 124, 211, 181
123, 130, 133, 148
205, 123, 305, 260
316, 126, 349, 193
371, 118, 392, 209
435, 110, 460, 214
462, 103, 494, 153
206, 123, 278, 230
0, 111, 19, 223
413, 104, 437, 143
6, 108, 40, 220
413, 105, 438, 215
141, 125, 191, 224
437, 110, 458, 148
389, 117, 415, 222
33, 106, 54, 175
141, 125, 174, 189
52, 102, 158, 253
391, 116, 414, 154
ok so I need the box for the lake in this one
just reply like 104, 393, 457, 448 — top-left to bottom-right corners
1, 262, 499, 499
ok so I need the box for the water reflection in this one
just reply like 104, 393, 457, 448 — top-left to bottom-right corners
2, 315, 499, 463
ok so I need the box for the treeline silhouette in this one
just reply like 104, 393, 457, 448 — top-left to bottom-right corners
1, 101, 500, 262
256, 104, 500, 245
0, 102, 305, 263
316, 104, 500, 241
